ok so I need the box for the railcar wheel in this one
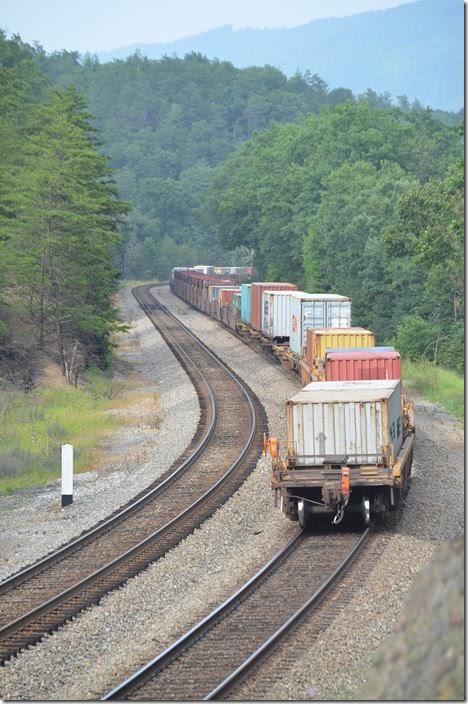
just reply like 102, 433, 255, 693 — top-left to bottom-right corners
361, 496, 371, 526
297, 499, 313, 530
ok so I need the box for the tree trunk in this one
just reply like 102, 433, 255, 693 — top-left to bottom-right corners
46, 253, 68, 379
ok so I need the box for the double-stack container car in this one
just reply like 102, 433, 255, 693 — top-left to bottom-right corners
170, 266, 414, 526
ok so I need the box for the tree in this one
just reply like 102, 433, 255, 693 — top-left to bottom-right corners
2, 86, 129, 380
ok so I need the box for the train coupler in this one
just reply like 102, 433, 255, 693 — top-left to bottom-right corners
322, 462, 352, 524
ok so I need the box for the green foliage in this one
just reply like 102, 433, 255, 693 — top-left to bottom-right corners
0, 371, 119, 493
0, 32, 463, 379
403, 360, 464, 419
384, 158, 464, 371
0, 32, 130, 378
208, 101, 463, 373
394, 315, 437, 361
30, 49, 360, 279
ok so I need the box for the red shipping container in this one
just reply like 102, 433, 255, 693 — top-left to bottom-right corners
250, 282, 297, 331
219, 288, 241, 306
325, 350, 402, 382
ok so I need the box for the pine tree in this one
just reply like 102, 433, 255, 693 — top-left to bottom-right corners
2, 85, 129, 380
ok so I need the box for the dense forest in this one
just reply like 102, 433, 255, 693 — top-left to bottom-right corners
210, 104, 463, 370
33, 46, 362, 278
0, 33, 129, 385
0, 31, 464, 382
97, 0, 463, 113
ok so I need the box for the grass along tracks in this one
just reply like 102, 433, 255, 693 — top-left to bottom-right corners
0, 285, 267, 663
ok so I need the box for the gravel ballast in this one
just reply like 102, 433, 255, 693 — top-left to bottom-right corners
0, 286, 199, 582
0, 285, 464, 701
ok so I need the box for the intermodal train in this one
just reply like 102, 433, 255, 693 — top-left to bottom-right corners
170, 266, 415, 527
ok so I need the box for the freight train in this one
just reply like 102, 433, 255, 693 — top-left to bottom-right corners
170, 267, 415, 527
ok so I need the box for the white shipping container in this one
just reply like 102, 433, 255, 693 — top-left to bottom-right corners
286, 380, 403, 466
193, 265, 214, 275
289, 293, 352, 356
262, 290, 295, 338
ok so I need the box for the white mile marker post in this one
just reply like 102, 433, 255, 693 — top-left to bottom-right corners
61, 444, 73, 507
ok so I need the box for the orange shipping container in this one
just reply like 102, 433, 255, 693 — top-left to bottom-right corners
306, 327, 375, 371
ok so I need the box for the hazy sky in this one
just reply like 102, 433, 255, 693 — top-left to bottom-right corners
2, 0, 414, 53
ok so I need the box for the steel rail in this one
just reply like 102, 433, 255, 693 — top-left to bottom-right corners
205, 526, 370, 700
0, 285, 263, 662
102, 530, 304, 701
0, 286, 216, 594
102, 528, 370, 701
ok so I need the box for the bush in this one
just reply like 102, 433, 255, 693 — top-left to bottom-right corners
394, 315, 437, 361
437, 321, 464, 374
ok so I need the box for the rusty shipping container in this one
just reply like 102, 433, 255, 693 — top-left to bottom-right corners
326, 349, 402, 382
251, 282, 297, 332
219, 287, 241, 306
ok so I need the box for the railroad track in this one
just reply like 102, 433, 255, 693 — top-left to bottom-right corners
104, 527, 370, 701
0, 285, 267, 663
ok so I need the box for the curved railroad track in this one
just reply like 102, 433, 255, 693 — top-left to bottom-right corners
104, 527, 370, 701
0, 285, 267, 663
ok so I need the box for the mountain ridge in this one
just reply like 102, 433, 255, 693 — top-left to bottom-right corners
97, 0, 462, 111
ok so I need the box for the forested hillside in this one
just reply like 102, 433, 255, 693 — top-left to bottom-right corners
97, 0, 463, 112
33, 49, 359, 278
209, 103, 463, 370
0, 33, 128, 386
0, 31, 464, 379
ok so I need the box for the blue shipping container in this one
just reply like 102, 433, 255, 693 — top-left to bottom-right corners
325, 346, 394, 354
241, 284, 252, 324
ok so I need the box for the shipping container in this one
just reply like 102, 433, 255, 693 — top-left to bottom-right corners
286, 380, 403, 466
219, 287, 241, 306
325, 346, 395, 354
289, 293, 352, 357
262, 290, 296, 339
251, 282, 297, 332
207, 285, 219, 301
193, 265, 214, 275
326, 350, 402, 382
306, 327, 375, 369
233, 293, 241, 312
213, 266, 233, 276
240, 284, 252, 324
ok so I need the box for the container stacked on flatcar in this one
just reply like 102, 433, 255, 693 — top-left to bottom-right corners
325, 348, 402, 382
170, 265, 414, 526
271, 379, 413, 526
250, 282, 298, 332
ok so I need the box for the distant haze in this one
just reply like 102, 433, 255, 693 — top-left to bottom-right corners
94, 0, 462, 111
2, 0, 413, 53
